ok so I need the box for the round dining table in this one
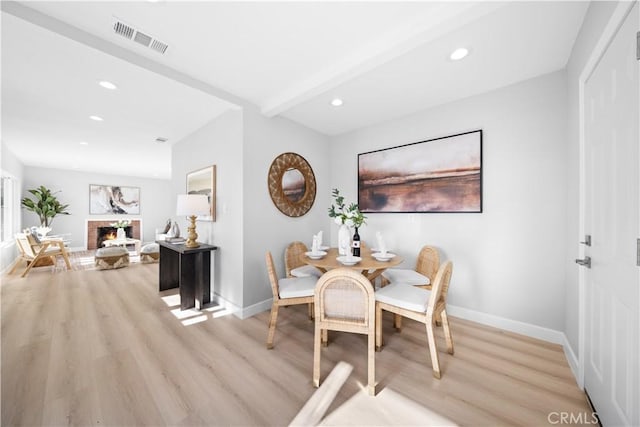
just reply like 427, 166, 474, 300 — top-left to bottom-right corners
302, 247, 403, 283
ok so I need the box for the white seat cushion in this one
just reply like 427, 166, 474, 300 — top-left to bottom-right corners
141, 243, 160, 254
95, 246, 128, 257
290, 265, 322, 278
278, 276, 317, 299
375, 283, 431, 313
382, 269, 430, 286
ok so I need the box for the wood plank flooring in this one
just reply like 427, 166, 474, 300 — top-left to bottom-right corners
1, 264, 592, 426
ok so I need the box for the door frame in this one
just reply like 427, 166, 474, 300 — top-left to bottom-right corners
577, 0, 638, 389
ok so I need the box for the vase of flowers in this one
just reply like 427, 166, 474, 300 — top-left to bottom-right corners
328, 188, 366, 255
111, 219, 131, 240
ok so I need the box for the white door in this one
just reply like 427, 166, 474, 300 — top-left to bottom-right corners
582, 3, 639, 426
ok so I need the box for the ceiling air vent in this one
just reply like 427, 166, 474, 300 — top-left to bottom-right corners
112, 17, 169, 55
150, 40, 168, 54
113, 21, 134, 39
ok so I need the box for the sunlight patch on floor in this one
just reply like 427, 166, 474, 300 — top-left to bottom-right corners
204, 305, 235, 318
161, 294, 181, 307
182, 315, 208, 326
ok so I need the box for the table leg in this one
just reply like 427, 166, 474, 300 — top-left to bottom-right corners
363, 268, 384, 283
159, 245, 179, 291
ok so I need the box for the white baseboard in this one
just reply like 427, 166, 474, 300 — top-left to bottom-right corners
447, 304, 565, 344
562, 334, 581, 388
238, 298, 272, 319
212, 294, 272, 320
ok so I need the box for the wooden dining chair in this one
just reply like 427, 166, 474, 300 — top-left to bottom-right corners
285, 241, 322, 278
265, 251, 317, 349
284, 241, 321, 319
381, 245, 440, 289
10, 232, 72, 277
313, 268, 376, 396
375, 261, 454, 379
381, 245, 441, 329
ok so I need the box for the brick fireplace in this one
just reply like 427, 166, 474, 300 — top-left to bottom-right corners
86, 219, 142, 250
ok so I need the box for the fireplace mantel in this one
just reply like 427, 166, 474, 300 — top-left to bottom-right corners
85, 219, 142, 250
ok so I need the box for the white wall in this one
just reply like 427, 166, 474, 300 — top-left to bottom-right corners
564, 1, 618, 356
242, 105, 331, 314
329, 71, 568, 332
21, 166, 172, 249
172, 109, 245, 309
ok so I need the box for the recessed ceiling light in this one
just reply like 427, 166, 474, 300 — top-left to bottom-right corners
98, 80, 117, 90
89, 115, 104, 121
331, 98, 344, 107
79, 141, 89, 146
450, 47, 469, 61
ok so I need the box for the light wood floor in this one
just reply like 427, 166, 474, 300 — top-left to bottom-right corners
2, 263, 592, 426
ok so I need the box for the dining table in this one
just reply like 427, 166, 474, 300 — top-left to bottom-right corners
302, 246, 403, 283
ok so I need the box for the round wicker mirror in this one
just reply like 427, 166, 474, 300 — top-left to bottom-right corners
268, 152, 316, 217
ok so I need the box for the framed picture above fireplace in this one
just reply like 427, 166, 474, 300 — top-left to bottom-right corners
89, 184, 140, 215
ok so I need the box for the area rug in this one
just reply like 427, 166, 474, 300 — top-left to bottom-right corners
54, 249, 141, 272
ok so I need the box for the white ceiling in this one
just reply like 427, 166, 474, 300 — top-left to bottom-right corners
1, 1, 589, 179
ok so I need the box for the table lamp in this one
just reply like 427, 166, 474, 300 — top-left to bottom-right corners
176, 194, 210, 248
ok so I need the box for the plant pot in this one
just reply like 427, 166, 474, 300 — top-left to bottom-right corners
338, 223, 351, 256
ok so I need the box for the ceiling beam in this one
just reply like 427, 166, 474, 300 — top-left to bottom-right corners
1, 1, 246, 111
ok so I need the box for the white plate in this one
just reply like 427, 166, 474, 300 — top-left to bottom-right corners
336, 255, 361, 266
371, 247, 393, 253
372, 252, 396, 262
305, 251, 327, 260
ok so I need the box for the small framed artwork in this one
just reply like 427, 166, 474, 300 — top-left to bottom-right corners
187, 165, 216, 221
358, 130, 482, 213
90, 184, 140, 214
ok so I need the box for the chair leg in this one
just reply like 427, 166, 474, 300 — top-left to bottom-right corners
308, 302, 314, 321
60, 251, 72, 270
434, 312, 442, 326
440, 309, 454, 355
426, 318, 441, 379
393, 313, 402, 331
375, 304, 383, 351
367, 327, 376, 396
266, 303, 279, 349
321, 329, 328, 347
21, 254, 42, 277
313, 321, 322, 388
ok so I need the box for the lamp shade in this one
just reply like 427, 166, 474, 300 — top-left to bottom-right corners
176, 194, 210, 216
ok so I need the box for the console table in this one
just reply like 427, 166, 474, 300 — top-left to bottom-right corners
157, 241, 218, 310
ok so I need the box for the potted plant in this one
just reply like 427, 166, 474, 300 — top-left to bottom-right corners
21, 186, 70, 232
328, 188, 366, 255
110, 219, 131, 240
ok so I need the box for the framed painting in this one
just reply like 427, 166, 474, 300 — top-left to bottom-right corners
90, 184, 140, 215
187, 165, 216, 221
358, 130, 482, 213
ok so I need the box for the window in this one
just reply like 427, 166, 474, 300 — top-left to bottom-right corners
1, 174, 16, 243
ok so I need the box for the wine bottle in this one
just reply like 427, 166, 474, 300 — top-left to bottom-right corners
352, 227, 361, 257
